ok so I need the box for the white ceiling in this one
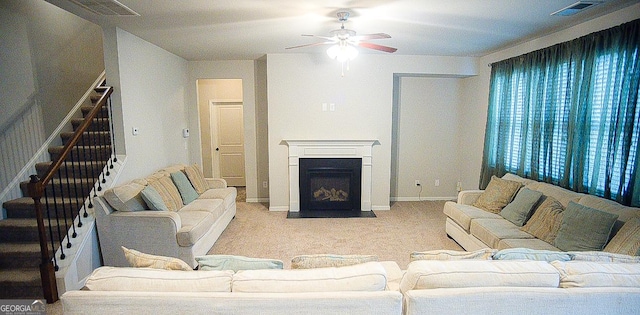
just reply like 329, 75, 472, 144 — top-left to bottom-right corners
54, 0, 639, 60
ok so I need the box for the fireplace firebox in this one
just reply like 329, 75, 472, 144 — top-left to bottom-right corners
299, 158, 362, 212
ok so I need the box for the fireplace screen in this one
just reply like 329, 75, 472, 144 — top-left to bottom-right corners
299, 158, 361, 211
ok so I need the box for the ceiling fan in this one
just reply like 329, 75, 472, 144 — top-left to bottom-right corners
286, 11, 397, 60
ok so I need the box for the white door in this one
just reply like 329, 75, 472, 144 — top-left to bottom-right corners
210, 103, 246, 186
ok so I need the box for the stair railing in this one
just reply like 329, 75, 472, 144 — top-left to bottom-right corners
27, 84, 114, 303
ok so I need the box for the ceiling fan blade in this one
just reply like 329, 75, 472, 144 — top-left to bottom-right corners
302, 34, 336, 41
351, 33, 391, 41
285, 41, 333, 50
357, 42, 397, 53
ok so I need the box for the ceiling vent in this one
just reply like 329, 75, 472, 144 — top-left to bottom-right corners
68, 0, 139, 16
551, 1, 602, 16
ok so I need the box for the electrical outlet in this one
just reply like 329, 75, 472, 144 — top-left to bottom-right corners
262, 181, 268, 188
435, 179, 440, 186
415, 180, 421, 186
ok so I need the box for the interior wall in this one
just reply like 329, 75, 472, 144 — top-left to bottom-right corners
114, 28, 190, 184
254, 58, 270, 201
394, 76, 462, 200
0, 0, 104, 137
458, 3, 640, 191
266, 54, 477, 211
187, 60, 260, 201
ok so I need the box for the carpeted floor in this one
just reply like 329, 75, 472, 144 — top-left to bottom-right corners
208, 200, 462, 269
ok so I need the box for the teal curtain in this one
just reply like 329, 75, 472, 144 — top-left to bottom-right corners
480, 19, 640, 207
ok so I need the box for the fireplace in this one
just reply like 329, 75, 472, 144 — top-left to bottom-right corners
299, 158, 362, 211
283, 140, 377, 214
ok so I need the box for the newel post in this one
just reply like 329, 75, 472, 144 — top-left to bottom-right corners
27, 175, 58, 303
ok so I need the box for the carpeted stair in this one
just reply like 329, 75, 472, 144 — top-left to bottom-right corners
0, 94, 110, 300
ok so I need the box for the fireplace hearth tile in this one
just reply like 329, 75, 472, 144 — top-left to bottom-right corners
286, 210, 376, 219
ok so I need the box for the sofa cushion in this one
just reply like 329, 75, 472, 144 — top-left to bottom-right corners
500, 188, 543, 226
176, 210, 218, 247
184, 164, 209, 194
148, 175, 184, 211
554, 202, 619, 251
492, 248, 573, 262
443, 202, 502, 232
524, 182, 583, 207
470, 219, 534, 248
102, 181, 147, 212
232, 261, 387, 293
171, 171, 199, 204
196, 255, 283, 272
181, 199, 225, 218
497, 238, 561, 251
291, 254, 378, 269
551, 261, 640, 288
520, 196, 564, 244
140, 185, 169, 211
198, 187, 237, 211
473, 176, 523, 213
84, 266, 233, 292
604, 217, 640, 256
399, 260, 560, 294
410, 249, 496, 261
122, 246, 192, 271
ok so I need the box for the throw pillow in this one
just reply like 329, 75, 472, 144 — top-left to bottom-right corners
122, 246, 192, 271
196, 255, 283, 272
554, 202, 619, 251
473, 175, 523, 213
569, 251, 640, 263
140, 185, 169, 211
410, 248, 496, 261
148, 175, 183, 211
520, 196, 564, 244
291, 254, 379, 269
500, 188, 543, 226
492, 248, 573, 262
170, 171, 199, 204
102, 181, 147, 212
603, 217, 640, 256
184, 164, 209, 194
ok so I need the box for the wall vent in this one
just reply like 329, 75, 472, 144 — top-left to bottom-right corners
551, 1, 602, 16
68, 0, 139, 16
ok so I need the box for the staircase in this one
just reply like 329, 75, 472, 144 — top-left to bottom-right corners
0, 87, 114, 302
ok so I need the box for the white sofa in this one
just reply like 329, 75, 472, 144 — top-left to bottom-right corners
95, 164, 236, 268
61, 261, 404, 315
444, 173, 639, 253
401, 259, 640, 315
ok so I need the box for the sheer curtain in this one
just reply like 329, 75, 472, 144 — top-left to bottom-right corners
480, 19, 640, 206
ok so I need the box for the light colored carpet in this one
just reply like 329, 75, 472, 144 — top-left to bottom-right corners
208, 201, 462, 269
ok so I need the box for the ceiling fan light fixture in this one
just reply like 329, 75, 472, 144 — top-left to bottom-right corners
327, 44, 358, 62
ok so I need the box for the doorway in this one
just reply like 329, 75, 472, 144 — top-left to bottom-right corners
196, 79, 246, 186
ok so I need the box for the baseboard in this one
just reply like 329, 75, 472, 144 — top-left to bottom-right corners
371, 205, 391, 211
269, 205, 289, 212
246, 198, 269, 203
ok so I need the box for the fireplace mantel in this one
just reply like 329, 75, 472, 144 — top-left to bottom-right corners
283, 140, 377, 212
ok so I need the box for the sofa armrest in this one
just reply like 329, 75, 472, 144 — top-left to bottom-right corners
457, 190, 484, 205
206, 178, 228, 189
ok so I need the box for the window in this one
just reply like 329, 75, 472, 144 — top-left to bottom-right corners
480, 19, 640, 206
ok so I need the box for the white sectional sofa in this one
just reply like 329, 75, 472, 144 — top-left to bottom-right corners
61, 261, 404, 315
401, 258, 640, 315
95, 164, 237, 268
444, 173, 640, 253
